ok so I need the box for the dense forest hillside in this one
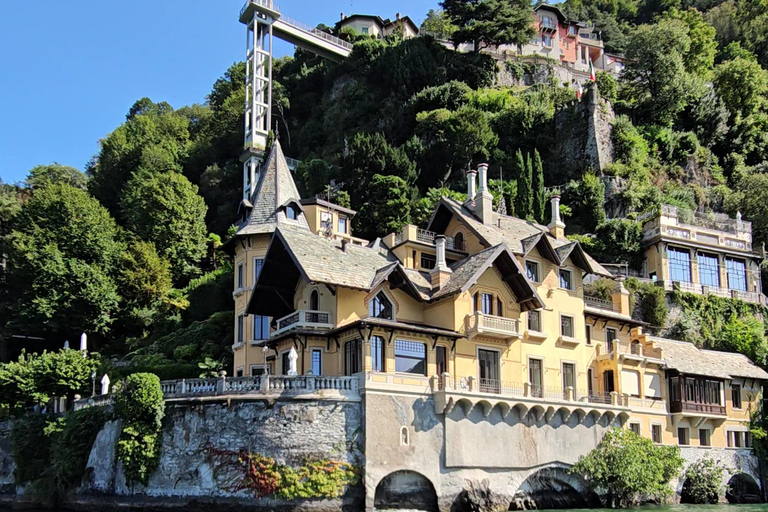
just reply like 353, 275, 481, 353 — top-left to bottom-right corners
2, 0, 768, 375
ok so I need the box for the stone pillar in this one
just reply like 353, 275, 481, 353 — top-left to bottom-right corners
566, 386, 574, 402
468, 376, 476, 392
610, 391, 619, 406
442, 372, 451, 391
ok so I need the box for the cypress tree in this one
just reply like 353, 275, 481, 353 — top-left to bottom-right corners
515, 149, 533, 219
532, 149, 546, 223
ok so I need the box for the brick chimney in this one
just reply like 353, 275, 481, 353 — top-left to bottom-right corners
475, 163, 494, 226
430, 235, 453, 289
548, 195, 566, 238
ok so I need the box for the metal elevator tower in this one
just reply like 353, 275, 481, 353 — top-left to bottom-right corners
238, 0, 354, 201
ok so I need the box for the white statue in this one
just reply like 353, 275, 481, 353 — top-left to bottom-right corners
100, 374, 111, 395
63, 340, 70, 349
287, 347, 299, 376
80, 332, 87, 352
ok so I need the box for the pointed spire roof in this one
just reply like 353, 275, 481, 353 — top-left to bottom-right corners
236, 141, 310, 236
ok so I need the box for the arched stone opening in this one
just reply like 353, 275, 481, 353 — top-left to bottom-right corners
726, 473, 762, 504
509, 467, 600, 510
374, 470, 439, 511
680, 477, 718, 504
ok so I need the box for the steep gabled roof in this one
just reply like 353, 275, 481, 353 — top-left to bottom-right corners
236, 141, 310, 236
247, 226, 393, 317
432, 244, 544, 311
428, 197, 613, 277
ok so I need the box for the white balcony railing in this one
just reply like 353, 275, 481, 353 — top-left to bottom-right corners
465, 312, 521, 340
273, 310, 334, 336
584, 295, 619, 312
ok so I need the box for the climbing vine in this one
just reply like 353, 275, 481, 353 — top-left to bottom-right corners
204, 443, 359, 500
624, 278, 668, 327
113, 372, 165, 486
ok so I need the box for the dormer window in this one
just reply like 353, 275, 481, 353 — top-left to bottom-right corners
338, 217, 348, 234
286, 205, 298, 220
369, 292, 393, 320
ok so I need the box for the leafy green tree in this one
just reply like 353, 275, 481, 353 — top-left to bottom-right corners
420, 9, 458, 40
532, 150, 545, 223
681, 457, 726, 504
725, 173, 768, 248
713, 57, 768, 119
25, 164, 87, 190
572, 428, 684, 507
357, 175, 412, 237
514, 150, 532, 219
565, 172, 606, 232
121, 169, 208, 282
5, 184, 123, 336
663, 8, 717, 76
623, 19, 694, 125
412, 187, 467, 227
88, 98, 190, 216
441, 0, 537, 51
718, 315, 768, 366
415, 106, 497, 187
706, 0, 741, 47
0, 353, 37, 411
31, 349, 100, 402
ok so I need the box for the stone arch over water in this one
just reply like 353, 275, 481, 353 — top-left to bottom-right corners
374, 470, 439, 511
726, 473, 763, 504
509, 466, 600, 510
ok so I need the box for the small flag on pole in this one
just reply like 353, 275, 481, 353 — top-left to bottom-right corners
576, 81, 583, 100
589, 60, 596, 81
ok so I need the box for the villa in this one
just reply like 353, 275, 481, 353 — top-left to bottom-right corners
228, 140, 766, 508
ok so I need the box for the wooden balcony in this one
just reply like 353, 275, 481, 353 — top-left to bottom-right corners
670, 399, 726, 416
273, 310, 334, 337
465, 312, 521, 341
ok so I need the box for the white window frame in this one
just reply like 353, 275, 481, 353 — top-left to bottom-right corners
527, 310, 543, 333
338, 216, 348, 234
698, 427, 712, 447
629, 421, 641, 436
236, 313, 245, 344
235, 366, 244, 377
677, 426, 691, 446
237, 262, 245, 289
561, 359, 578, 398
253, 257, 264, 286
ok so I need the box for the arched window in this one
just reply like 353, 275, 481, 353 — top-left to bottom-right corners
286, 205, 298, 220
454, 232, 465, 251
309, 290, 319, 311
369, 292, 393, 320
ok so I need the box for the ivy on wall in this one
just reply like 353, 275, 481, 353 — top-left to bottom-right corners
625, 278, 669, 327
667, 291, 768, 365
204, 443, 359, 500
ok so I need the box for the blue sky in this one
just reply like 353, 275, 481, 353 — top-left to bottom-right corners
0, 0, 438, 184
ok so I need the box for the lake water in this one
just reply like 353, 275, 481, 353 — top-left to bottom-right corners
4, 505, 768, 512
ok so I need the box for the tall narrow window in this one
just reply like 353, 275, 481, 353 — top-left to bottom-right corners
560, 315, 574, 338
726, 257, 747, 291
237, 263, 245, 289
652, 424, 662, 443
338, 217, 348, 234
678, 427, 690, 446
345, 339, 362, 376
311, 348, 322, 375
281, 351, 291, 375
699, 429, 711, 446
562, 362, 576, 399
529, 358, 543, 397
252, 314, 270, 341
237, 314, 244, 343
603, 370, 615, 393
697, 252, 720, 288
253, 258, 264, 284
668, 247, 692, 283
526, 261, 540, 282
454, 232, 465, 251
528, 310, 542, 332
559, 269, 573, 290
371, 336, 385, 372
478, 349, 500, 393
473, 292, 480, 313
309, 290, 319, 311
586, 325, 592, 345
286, 205, 298, 220
436, 346, 447, 376
369, 292, 394, 320
606, 327, 617, 352
587, 368, 594, 396
481, 293, 493, 315
496, 298, 504, 317
732, 384, 742, 409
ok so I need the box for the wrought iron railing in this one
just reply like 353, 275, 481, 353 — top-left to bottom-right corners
274, 310, 333, 336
